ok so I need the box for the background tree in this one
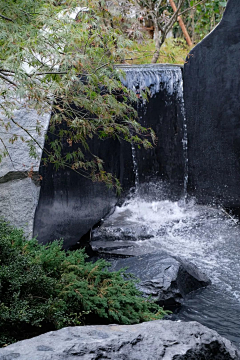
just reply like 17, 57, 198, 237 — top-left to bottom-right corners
174, 0, 227, 43
118, 0, 227, 63
124, 0, 190, 63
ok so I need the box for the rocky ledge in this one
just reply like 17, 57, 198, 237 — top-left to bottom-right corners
0, 320, 239, 360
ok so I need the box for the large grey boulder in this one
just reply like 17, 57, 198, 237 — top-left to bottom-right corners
110, 252, 211, 307
0, 320, 239, 359
184, 0, 240, 209
0, 107, 50, 237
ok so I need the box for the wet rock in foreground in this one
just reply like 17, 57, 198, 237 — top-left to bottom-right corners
0, 320, 239, 360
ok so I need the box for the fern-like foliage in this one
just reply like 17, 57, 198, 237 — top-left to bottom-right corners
0, 220, 169, 347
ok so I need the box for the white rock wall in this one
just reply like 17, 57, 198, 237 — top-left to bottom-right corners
0, 106, 51, 237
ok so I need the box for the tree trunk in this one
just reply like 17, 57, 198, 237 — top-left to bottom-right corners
191, 7, 195, 43
169, 0, 192, 47
151, 28, 163, 64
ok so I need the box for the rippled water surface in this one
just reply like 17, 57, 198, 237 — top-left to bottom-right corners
98, 183, 240, 347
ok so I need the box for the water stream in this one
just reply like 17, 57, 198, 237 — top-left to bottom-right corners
178, 77, 188, 202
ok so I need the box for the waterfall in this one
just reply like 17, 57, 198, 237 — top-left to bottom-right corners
91, 65, 240, 349
120, 64, 184, 98
131, 142, 140, 195
177, 76, 188, 202
120, 64, 188, 199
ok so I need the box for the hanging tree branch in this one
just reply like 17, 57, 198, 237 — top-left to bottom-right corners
0, 13, 14, 22
0, 73, 18, 87
178, 0, 207, 17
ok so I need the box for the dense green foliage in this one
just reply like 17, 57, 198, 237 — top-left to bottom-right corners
174, 0, 227, 42
0, 0, 155, 191
0, 221, 168, 347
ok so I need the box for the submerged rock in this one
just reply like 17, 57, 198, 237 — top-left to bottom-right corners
91, 216, 160, 256
110, 251, 211, 308
0, 320, 239, 360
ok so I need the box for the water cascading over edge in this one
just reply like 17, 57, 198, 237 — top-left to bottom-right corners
119, 64, 188, 199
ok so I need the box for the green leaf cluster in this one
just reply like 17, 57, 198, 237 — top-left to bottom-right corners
0, 220, 168, 347
174, 0, 227, 42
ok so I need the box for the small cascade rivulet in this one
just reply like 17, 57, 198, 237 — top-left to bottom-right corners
91, 66, 240, 349
131, 142, 140, 195
179, 79, 188, 202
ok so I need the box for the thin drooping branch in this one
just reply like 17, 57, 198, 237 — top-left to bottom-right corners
32, 71, 68, 76
95, 62, 109, 71
178, 0, 207, 17
0, 73, 18, 87
6, 118, 95, 181
0, 69, 15, 74
0, 137, 15, 169
10, 117, 44, 151
0, 13, 14, 22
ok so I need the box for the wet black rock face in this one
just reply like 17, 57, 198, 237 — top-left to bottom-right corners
0, 320, 239, 360
33, 137, 122, 249
110, 251, 211, 309
184, 0, 240, 209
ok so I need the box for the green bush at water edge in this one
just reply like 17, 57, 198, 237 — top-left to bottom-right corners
0, 221, 169, 347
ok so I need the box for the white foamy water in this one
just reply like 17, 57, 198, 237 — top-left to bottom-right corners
107, 186, 240, 302
120, 64, 183, 98
93, 182, 240, 346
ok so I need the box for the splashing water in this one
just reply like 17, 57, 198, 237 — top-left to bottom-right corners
94, 182, 240, 347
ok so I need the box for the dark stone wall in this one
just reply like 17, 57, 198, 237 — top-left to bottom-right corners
184, 0, 240, 208
135, 80, 185, 191
34, 137, 133, 248
34, 65, 185, 248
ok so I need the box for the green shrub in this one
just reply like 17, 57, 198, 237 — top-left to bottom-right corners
0, 221, 168, 347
